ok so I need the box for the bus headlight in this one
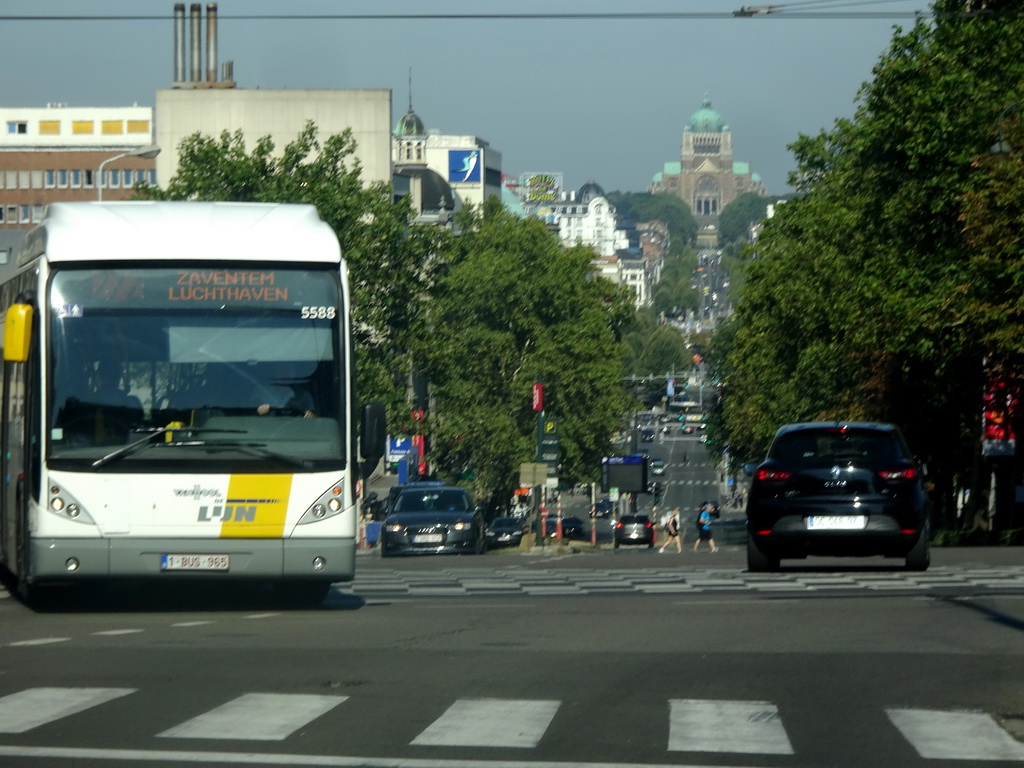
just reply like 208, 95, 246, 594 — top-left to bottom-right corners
47, 484, 95, 524
297, 483, 349, 525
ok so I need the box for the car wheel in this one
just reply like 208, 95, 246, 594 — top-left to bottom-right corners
747, 532, 779, 572
380, 544, 394, 558
905, 526, 930, 571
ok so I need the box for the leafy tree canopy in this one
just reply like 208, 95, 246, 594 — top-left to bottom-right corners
607, 191, 698, 254
416, 198, 635, 496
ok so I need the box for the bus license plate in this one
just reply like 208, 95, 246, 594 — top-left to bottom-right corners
161, 554, 230, 571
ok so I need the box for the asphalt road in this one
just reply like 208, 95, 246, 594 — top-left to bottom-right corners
1, 435, 1021, 767
1, 545, 1022, 768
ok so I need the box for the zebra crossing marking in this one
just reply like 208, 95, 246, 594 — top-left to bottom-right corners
158, 693, 347, 741
2, 686, 1024, 762
668, 699, 794, 754
0, 687, 136, 733
887, 708, 1024, 761
411, 698, 560, 748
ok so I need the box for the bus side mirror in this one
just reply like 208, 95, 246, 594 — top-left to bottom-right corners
3, 304, 33, 363
360, 401, 386, 478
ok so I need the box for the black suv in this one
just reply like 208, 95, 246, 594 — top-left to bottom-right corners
745, 422, 930, 572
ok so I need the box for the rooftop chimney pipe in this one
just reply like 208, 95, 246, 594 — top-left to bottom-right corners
206, 4, 217, 82
173, 4, 186, 83
189, 3, 202, 82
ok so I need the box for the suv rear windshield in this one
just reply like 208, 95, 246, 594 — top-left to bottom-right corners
769, 427, 907, 464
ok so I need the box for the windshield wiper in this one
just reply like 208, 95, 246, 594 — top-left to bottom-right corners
91, 426, 244, 470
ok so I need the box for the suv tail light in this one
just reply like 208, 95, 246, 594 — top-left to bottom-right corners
755, 469, 792, 482
878, 468, 917, 481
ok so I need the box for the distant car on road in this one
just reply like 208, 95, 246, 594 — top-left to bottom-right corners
538, 515, 586, 540
614, 514, 655, 548
486, 516, 526, 548
640, 428, 655, 442
745, 421, 930, 572
650, 458, 666, 476
380, 485, 487, 557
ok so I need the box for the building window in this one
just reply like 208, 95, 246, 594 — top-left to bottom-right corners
126, 120, 150, 134
147, 169, 156, 185
106, 170, 120, 188
85, 169, 94, 188
18, 171, 29, 189
31, 170, 43, 189
71, 120, 94, 135
7, 121, 27, 134
44, 170, 56, 188
0, 208, 4, 223
101, 120, 123, 135
39, 120, 61, 135
32, 205, 43, 222
58, 169, 68, 188
6, 206, 15, 223
19, 205, 30, 223
70, 169, 82, 188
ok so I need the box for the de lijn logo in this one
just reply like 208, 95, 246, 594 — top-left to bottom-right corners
449, 150, 481, 183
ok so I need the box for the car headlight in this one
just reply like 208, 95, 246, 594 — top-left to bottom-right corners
385, 523, 404, 533
452, 521, 474, 531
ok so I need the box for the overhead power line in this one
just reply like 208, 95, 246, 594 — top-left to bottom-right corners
0, 10, 928, 22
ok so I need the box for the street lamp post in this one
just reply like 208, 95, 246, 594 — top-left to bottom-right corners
97, 144, 161, 201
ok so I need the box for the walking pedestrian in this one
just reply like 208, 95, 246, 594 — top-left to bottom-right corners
693, 502, 718, 553
658, 507, 683, 553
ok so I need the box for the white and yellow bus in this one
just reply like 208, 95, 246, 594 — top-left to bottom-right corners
0, 202, 384, 605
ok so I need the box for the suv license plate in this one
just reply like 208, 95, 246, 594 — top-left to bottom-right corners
161, 554, 230, 571
806, 516, 867, 530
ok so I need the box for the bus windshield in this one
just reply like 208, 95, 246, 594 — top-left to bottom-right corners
46, 264, 346, 472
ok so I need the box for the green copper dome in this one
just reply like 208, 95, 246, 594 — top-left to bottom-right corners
394, 107, 426, 137
686, 96, 727, 133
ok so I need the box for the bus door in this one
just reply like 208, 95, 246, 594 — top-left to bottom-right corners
1, 303, 38, 579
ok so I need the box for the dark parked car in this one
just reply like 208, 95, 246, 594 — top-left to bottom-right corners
538, 515, 586, 540
379, 485, 486, 557
614, 514, 655, 548
745, 421, 930, 572
486, 516, 526, 548
593, 498, 614, 518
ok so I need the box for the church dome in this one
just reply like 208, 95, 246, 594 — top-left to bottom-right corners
686, 96, 727, 133
577, 180, 606, 204
394, 107, 426, 137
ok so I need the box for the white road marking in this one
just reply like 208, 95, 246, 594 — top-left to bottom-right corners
0, 744, 772, 767
8, 637, 71, 646
412, 698, 560, 748
171, 621, 212, 627
92, 629, 144, 636
887, 708, 1024, 760
0, 687, 136, 733
158, 692, 347, 741
668, 699, 794, 754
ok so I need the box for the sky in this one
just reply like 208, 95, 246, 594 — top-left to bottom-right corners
0, 0, 932, 196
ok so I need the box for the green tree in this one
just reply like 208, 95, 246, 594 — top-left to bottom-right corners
135, 122, 447, 420
717, 192, 768, 245
712, 1, 1024, 529
416, 198, 634, 497
606, 191, 698, 253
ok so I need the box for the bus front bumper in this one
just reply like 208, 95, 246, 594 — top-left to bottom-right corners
28, 537, 356, 583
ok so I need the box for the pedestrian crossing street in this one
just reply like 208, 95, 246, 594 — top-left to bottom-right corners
338, 565, 1024, 598
0, 687, 1022, 761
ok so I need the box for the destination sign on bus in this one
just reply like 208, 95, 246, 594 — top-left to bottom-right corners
52, 267, 338, 309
